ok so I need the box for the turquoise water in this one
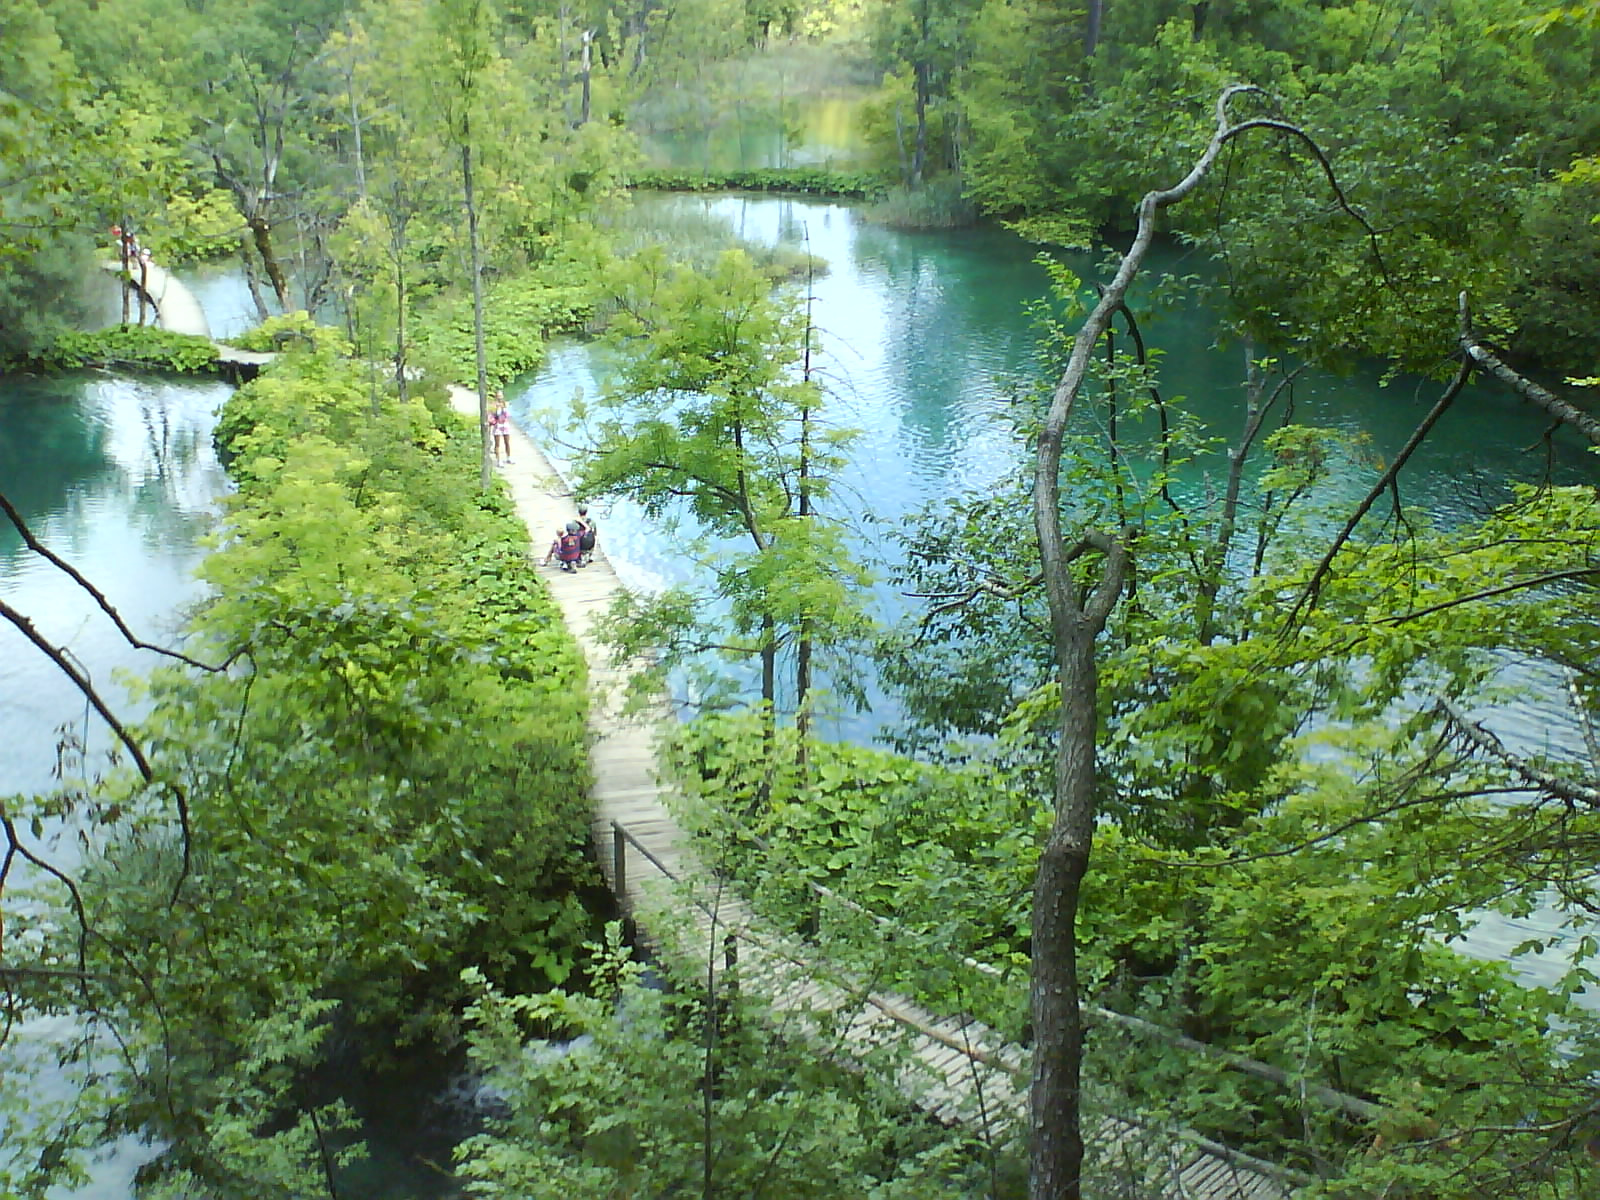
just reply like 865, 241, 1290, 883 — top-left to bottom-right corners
0, 368, 227, 1197
513, 192, 1595, 730
0, 371, 228, 799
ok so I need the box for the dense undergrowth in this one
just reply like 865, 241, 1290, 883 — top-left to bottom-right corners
629, 165, 889, 200
662, 711, 1600, 1192
408, 268, 596, 386
9, 336, 597, 1194
1, 323, 221, 375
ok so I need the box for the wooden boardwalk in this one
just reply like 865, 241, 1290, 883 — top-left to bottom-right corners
102, 259, 211, 338
99, 261, 274, 378
450, 385, 1297, 1199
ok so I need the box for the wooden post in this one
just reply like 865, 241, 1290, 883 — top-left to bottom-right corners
612, 821, 627, 900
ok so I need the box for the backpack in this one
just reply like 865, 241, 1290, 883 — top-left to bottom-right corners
579, 527, 596, 552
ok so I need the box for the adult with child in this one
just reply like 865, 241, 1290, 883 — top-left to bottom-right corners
543, 522, 584, 573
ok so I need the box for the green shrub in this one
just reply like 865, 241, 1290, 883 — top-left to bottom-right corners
228, 310, 351, 355
628, 165, 890, 200
664, 711, 1600, 1190
861, 177, 978, 230
411, 275, 595, 384
6, 324, 221, 374
152, 187, 243, 263
42, 350, 598, 1193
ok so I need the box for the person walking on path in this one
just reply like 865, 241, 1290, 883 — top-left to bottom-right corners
575, 504, 597, 566
543, 522, 584, 573
489, 391, 513, 467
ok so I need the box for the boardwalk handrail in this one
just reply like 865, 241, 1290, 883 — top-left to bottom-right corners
607, 817, 1020, 1069
611, 818, 682, 887
713, 816, 1385, 1128
607, 816, 1311, 1191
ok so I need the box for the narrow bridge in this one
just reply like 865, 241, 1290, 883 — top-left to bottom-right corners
100, 261, 273, 379
449, 383, 1299, 1199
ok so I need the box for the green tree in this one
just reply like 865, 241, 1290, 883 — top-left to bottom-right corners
0, 4, 189, 355
574, 247, 872, 724
430, 0, 502, 488
869, 0, 978, 188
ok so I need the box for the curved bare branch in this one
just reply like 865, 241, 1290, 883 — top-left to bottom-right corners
0, 597, 192, 899
0, 491, 237, 673
1436, 695, 1600, 809
1281, 360, 1472, 631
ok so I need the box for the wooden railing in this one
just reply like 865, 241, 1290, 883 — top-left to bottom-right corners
605, 812, 1388, 1193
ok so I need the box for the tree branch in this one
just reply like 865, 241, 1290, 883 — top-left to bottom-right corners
0, 491, 236, 673
1435, 695, 1600, 809
1281, 361, 1472, 630
1458, 294, 1600, 447
0, 597, 192, 899
1376, 567, 1600, 625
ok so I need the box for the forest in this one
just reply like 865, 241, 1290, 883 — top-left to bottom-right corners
3, 0, 1600, 1197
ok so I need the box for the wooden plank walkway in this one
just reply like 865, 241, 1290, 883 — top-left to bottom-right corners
102, 259, 210, 338
99, 261, 274, 378
449, 384, 1299, 1199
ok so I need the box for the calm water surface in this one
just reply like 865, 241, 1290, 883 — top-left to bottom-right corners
0, 368, 227, 1196
0, 371, 227, 800
516, 193, 1595, 719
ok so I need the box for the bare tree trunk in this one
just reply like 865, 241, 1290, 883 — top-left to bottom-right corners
1028, 86, 1297, 1199
250, 216, 291, 311
119, 225, 131, 325
1195, 345, 1300, 644
1084, 0, 1103, 58
912, 61, 930, 188
893, 105, 910, 184
241, 238, 270, 323
796, 287, 816, 740
394, 254, 408, 403
462, 129, 491, 491
349, 89, 368, 200
579, 30, 594, 128
1029, 625, 1100, 1200
760, 614, 777, 710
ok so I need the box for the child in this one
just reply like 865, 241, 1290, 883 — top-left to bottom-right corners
543, 522, 584, 573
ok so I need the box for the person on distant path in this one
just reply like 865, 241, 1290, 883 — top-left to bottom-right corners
489, 391, 512, 466
576, 504, 597, 566
543, 522, 584, 573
